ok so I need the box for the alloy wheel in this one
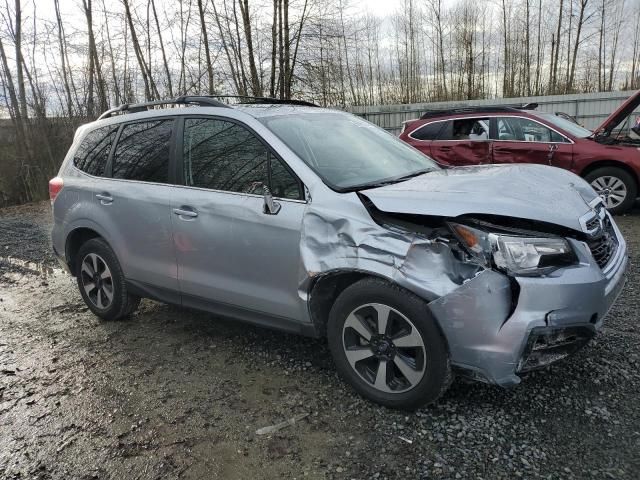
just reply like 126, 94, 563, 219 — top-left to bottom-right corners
342, 303, 427, 393
80, 253, 114, 310
590, 175, 627, 209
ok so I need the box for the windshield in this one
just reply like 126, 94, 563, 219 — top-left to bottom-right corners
260, 112, 439, 190
533, 112, 592, 138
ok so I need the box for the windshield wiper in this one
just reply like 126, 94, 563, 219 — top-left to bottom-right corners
348, 168, 434, 191
392, 169, 435, 182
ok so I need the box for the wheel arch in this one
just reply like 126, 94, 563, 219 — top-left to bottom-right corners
65, 227, 104, 275
307, 269, 440, 337
579, 160, 640, 188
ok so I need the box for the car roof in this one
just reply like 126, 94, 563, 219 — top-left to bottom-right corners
234, 103, 340, 118
75, 102, 346, 141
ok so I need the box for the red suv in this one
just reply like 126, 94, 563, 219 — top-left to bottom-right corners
399, 91, 640, 214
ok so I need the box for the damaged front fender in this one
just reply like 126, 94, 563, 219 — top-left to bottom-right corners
299, 195, 480, 306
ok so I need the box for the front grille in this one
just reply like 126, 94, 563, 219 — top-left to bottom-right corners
586, 217, 618, 269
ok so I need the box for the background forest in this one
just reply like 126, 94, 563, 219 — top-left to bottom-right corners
1, 0, 639, 205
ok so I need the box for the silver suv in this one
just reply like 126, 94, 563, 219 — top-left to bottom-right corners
50, 96, 628, 409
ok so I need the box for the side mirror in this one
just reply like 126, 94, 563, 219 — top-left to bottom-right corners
262, 184, 281, 215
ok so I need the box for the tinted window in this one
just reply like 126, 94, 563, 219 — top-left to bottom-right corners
438, 118, 489, 140
112, 120, 173, 182
411, 122, 443, 140
270, 157, 302, 200
436, 121, 453, 140
497, 117, 569, 143
183, 118, 269, 194
73, 125, 118, 176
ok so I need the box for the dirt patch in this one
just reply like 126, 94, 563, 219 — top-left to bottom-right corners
1, 202, 639, 479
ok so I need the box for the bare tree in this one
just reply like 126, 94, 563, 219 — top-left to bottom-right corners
238, 0, 262, 95
123, 0, 159, 100
153, 0, 174, 96
567, 0, 591, 93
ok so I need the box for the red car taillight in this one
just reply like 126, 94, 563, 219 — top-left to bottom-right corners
49, 176, 64, 204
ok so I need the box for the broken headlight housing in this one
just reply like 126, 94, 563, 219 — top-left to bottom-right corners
448, 222, 577, 276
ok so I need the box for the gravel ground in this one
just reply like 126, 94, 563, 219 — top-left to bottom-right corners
0, 201, 639, 480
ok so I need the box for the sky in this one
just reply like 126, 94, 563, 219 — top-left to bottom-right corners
46, 0, 434, 21
361, 0, 398, 17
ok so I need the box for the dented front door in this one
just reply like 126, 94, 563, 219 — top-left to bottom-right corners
490, 116, 574, 169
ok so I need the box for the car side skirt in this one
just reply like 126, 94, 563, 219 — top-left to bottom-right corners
126, 280, 321, 338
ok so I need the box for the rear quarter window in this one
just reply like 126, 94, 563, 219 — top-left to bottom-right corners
73, 125, 119, 176
410, 122, 444, 140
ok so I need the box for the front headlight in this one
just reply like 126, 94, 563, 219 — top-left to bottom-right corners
449, 222, 577, 276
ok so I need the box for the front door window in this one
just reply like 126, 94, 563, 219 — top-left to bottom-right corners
183, 118, 302, 200
495, 117, 569, 143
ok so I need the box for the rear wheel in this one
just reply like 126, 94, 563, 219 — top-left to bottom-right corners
76, 238, 140, 320
585, 167, 637, 214
327, 278, 451, 410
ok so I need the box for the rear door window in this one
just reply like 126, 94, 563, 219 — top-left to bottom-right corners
437, 118, 489, 140
111, 119, 173, 183
73, 125, 118, 176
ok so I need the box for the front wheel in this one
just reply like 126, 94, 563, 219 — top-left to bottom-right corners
584, 167, 637, 214
327, 278, 451, 410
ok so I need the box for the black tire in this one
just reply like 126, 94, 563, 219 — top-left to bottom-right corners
327, 278, 451, 410
584, 167, 637, 215
75, 238, 140, 321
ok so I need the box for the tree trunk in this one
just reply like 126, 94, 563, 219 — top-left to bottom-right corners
197, 0, 214, 95
568, 0, 587, 93
0, 37, 31, 167
286, 0, 309, 99
525, 0, 531, 95
83, 0, 108, 115
598, 0, 605, 90
14, 0, 28, 119
211, 0, 243, 95
270, 0, 278, 97
551, 0, 563, 93
238, 0, 262, 95
123, 0, 156, 100
54, 0, 73, 115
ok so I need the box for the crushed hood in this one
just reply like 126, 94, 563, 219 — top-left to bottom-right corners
592, 90, 640, 136
360, 164, 598, 232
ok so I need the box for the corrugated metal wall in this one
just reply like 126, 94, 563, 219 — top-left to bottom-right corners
345, 90, 640, 135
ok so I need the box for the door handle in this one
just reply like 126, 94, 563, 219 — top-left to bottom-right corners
96, 193, 113, 204
173, 207, 198, 218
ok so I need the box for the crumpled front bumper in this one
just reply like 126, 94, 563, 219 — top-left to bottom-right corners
428, 221, 628, 387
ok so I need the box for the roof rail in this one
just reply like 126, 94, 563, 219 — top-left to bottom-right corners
97, 96, 231, 120
419, 102, 541, 119
420, 105, 522, 119
200, 95, 319, 107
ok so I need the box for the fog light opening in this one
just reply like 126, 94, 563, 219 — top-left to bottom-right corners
517, 326, 595, 373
